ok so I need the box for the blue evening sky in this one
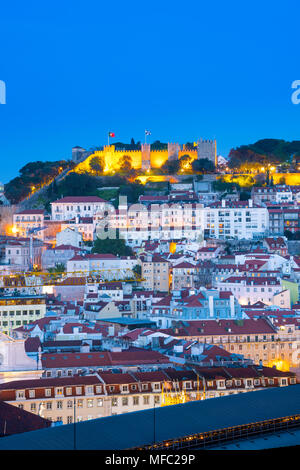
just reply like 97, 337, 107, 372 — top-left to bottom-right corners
0, 0, 299, 182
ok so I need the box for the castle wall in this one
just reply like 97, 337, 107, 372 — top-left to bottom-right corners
74, 146, 142, 173
74, 141, 216, 173
150, 150, 169, 168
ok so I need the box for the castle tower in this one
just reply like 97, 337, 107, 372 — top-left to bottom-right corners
197, 139, 217, 166
141, 143, 151, 170
72, 146, 86, 163
168, 143, 181, 161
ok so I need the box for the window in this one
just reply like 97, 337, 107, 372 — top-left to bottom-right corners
66, 388, 72, 396
76, 387, 82, 395
45, 389, 51, 397
29, 390, 35, 398
154, 396, 160, 404
55, 387, 64, 396
95, 386, 102, 394
67, 416, 73, 424
67, 400, 73, 408
143, 396, 150, 405
97, 398, 103, 407
46, 402, 52, 410
122, 397, 128, 406
133, 396, 139, 406
57, 401, 63, 409
16, 390, 25, 399
111, 398, 118, 407
77, 400, 83, 408
122, 385, 128, 392
87, 399, 93, 408
30, 403, 36, 412
86, 386, 93, 395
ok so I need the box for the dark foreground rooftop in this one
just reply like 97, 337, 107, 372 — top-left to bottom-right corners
0, 385, 299, 450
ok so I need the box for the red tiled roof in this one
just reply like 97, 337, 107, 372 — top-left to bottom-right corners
41, 350, 170, 368
0, 401, 51, 436
52, 196, 107, 203
158, 318, 276, 336
25, 337, 41, 353
173, 262, 196, 269
15, 209, 45, 215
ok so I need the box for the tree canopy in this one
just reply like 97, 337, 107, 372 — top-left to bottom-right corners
228, 139, 300, 170
92, 233, 134, 256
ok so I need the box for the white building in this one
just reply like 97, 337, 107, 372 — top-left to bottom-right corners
51, 196, 111, 221
0, 331, 43, 384
56, 227, 83, 247
0, 295, 46, 334
66, 253, 138, 280
216, 276, 282, 306
13, 210, 45, 240
102, 202, 204, 247
203, 199, 268, 240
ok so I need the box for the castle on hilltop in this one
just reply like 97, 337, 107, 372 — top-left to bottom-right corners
72, 139, 217, 173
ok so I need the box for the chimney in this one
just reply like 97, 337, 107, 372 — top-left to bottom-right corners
230, 295, 235, 317
221, 199, 226, 208
208, 296, 214, 317
108, 326, 115, 336
249, 199, 253, 208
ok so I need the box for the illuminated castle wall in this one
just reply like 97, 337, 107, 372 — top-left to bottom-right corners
73, 139, 217, 173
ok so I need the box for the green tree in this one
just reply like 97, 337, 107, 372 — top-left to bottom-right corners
132, 264, 142, 278
118, 155, 132, 173
161, 160, 180, 174
89, 156, 104, 174
48, 263, 65, 273
192, 158, 215, 173
92, 233, 134, 257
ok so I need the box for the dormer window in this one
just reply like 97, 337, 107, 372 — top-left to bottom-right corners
16, 390, 25, 400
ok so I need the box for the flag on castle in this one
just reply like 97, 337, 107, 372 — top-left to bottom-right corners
145, 129, 151, 135
108, 132, 115, 137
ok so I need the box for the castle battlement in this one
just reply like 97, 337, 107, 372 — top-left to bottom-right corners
73, 138, 217, 172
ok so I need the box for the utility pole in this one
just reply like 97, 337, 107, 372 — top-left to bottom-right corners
73, 397, 76, 450
153, 399, 156, 444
